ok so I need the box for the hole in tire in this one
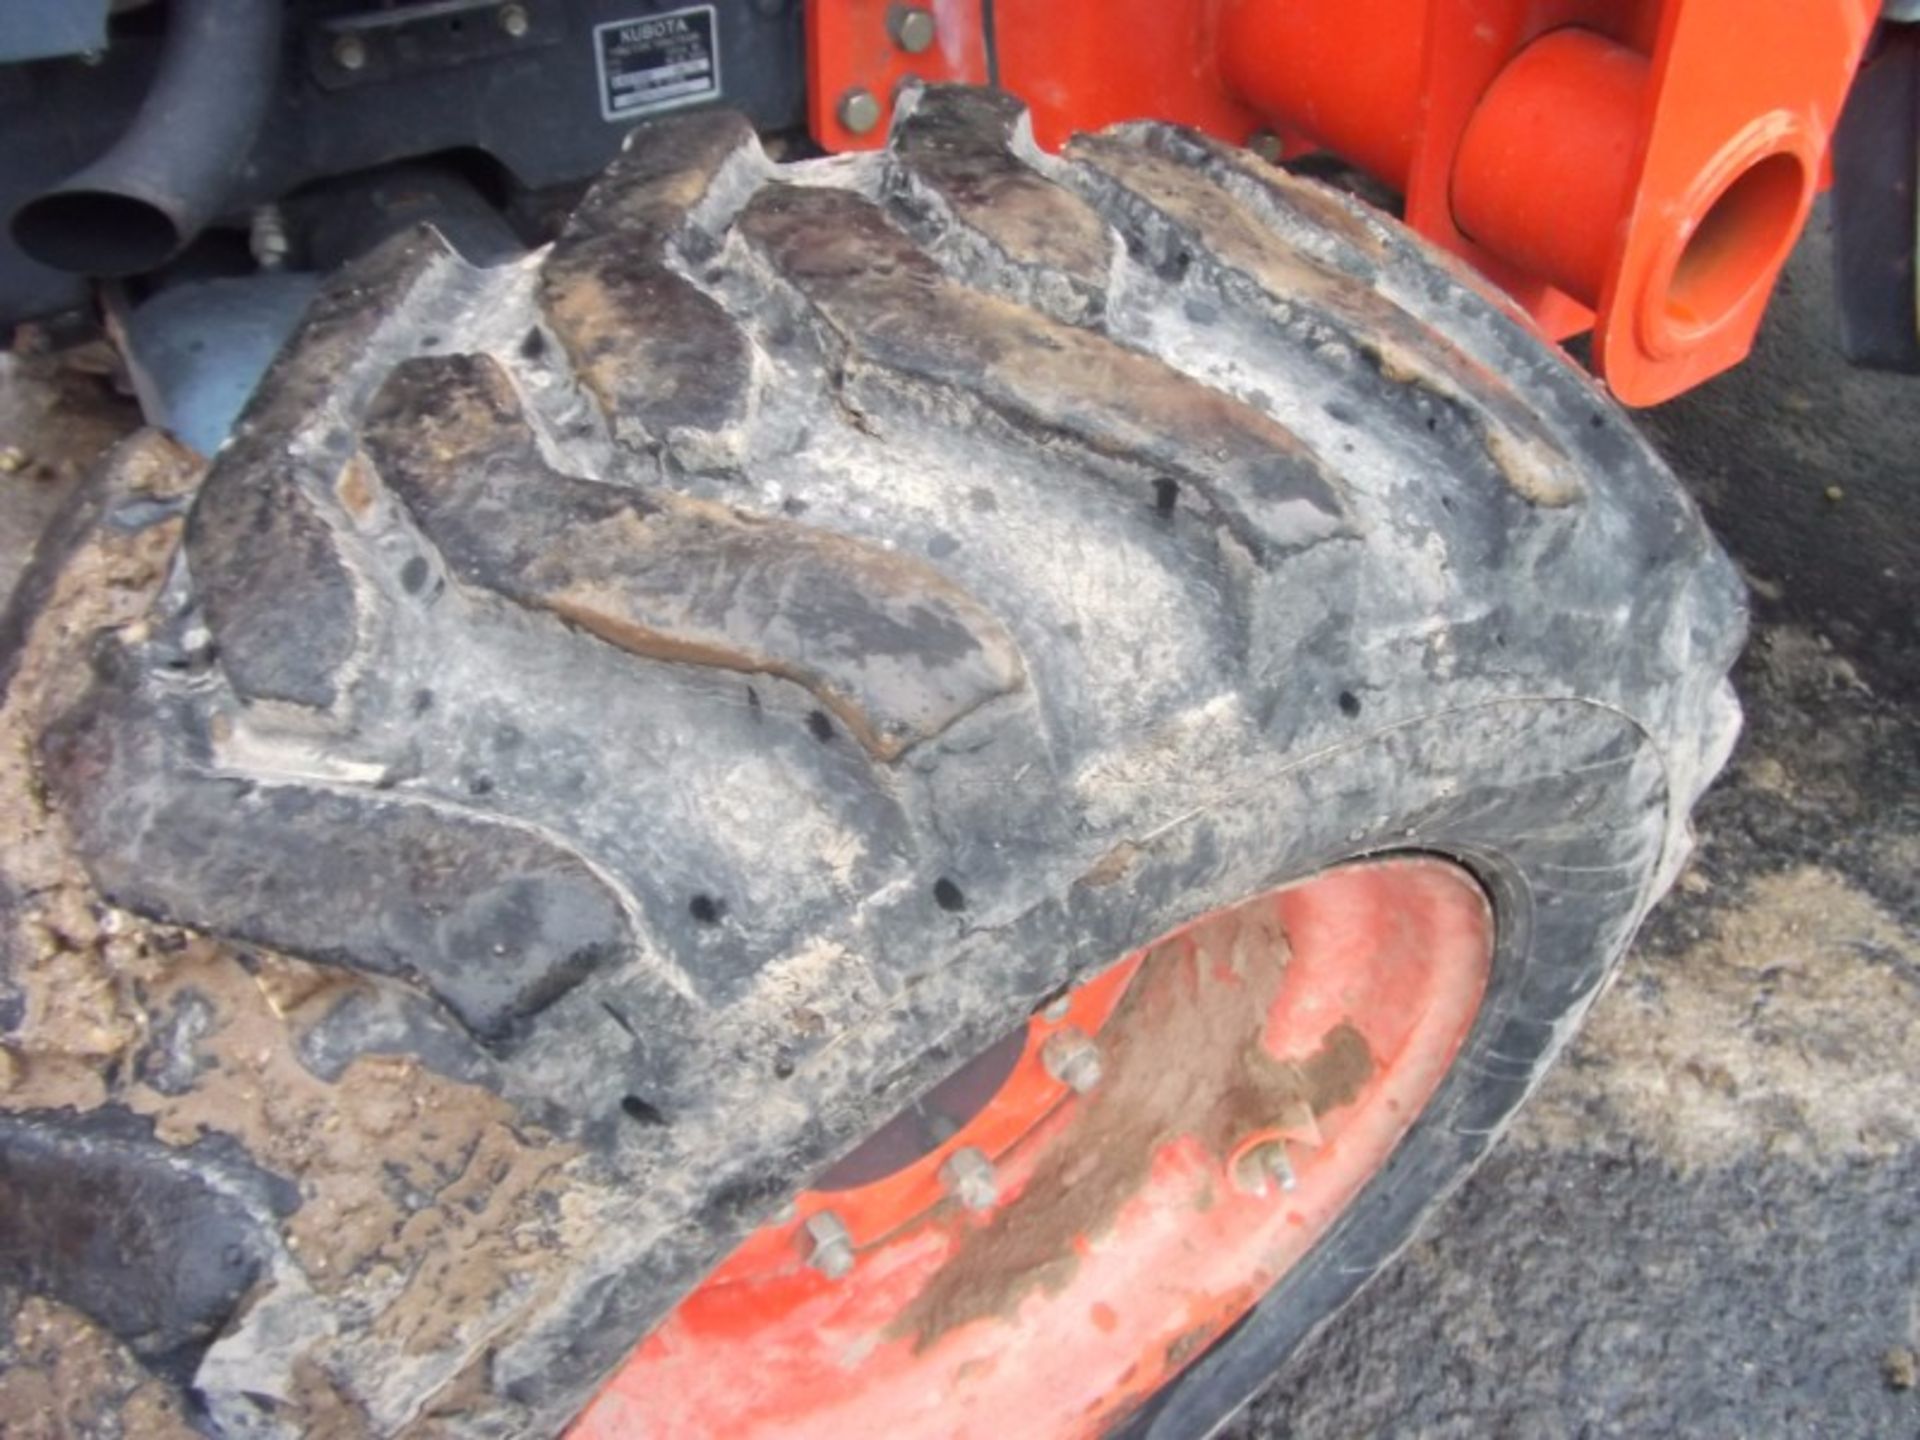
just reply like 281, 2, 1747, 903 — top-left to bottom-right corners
621, 1095, 667, 1125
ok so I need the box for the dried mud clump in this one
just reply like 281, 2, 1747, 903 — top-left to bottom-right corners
0, 433, 583, 1429
1518, 864, 1918, 1168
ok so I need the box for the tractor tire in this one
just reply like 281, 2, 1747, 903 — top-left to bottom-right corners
0, 86, 1743, 1438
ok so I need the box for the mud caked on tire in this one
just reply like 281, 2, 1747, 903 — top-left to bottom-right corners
0, 86, 1742, 1436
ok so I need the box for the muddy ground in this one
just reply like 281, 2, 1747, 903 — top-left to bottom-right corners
0, 206, 1914, 1437
1232, 208, 1920, 1438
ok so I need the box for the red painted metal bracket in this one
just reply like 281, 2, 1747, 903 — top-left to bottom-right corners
806, 0, 988, 151
1593, 0, 1879, 401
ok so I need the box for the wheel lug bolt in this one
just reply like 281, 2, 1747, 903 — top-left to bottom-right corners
1233, 1139, 1298, 1195
940, 1146, 999, 1211
800, 1211, 855, 1279
1042, 1027, 1102, 1094
1266, 1143, 1297, 1191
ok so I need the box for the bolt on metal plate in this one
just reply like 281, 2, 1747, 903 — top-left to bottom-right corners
838, 87, 883, 135
889, 4, 937, 53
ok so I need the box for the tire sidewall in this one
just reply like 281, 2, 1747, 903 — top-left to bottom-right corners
902, 694, 1669, 1439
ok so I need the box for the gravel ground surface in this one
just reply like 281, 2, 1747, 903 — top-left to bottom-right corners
0, 208, 1913, 1439
1233, 207, 1920, 1438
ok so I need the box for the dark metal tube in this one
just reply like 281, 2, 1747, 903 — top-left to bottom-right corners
10, 0, 283, 277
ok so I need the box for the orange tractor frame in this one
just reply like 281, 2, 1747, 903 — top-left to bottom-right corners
808, 0, 1879, 405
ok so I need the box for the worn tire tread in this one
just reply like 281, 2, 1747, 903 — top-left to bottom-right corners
4, 84, 1743, 1438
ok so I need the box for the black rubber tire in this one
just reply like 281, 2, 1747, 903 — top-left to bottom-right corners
0, 87, 1744, 1437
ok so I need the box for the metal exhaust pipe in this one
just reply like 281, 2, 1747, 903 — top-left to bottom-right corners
10, 0, 283, 278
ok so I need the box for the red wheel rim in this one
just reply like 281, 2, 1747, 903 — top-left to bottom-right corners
573, 857, 1493, 1438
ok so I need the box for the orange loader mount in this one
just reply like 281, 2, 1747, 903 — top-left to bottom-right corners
811, 0, 1878, 404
